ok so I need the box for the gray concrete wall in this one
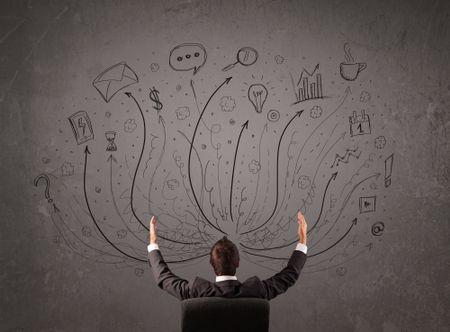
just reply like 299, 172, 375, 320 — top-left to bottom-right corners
1, 0, 449, 331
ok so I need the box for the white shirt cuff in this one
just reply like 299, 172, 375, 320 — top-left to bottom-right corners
147, 243, 160, 252
295, 243, 307, 254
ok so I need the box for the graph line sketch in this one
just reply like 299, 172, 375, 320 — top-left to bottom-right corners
290, 64, 324, 104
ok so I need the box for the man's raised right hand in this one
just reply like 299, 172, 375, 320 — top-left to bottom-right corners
297, 211, 307, 245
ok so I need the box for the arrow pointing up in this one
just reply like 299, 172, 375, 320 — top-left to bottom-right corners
230, 120, 250, 224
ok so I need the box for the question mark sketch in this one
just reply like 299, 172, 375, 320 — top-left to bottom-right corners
34, 174, 53, 203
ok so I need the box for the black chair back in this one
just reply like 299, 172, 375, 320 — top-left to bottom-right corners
181, 297, 270, 332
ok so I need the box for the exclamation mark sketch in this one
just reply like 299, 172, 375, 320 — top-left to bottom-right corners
384, 154, 394, 187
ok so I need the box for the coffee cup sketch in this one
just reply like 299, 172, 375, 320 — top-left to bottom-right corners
340, 62, 367, 81
339, 43, 367, 81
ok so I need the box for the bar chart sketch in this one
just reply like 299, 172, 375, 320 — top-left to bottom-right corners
290, 64, 324, 104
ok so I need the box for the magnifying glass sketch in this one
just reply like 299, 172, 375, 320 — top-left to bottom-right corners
222, 47, 258, 72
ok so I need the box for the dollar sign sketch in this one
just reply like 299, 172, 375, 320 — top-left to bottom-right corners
149, 87, 163, 111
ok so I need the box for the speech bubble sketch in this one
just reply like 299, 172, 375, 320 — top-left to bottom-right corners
169, 43, 207, 75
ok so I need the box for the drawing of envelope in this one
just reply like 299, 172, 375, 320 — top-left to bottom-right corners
92, 62, 138, 102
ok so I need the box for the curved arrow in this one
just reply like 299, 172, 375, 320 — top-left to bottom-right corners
147, 115, 166, 215
241, 123, 268, 229
308, 218, 357, 257
188, 77, 232, 235
165, 252, 211, 264
125, 92, 150, 232
292, 86, 351, 185
305, 242, 372, 270
242, 217, 357, 261
241, 110, 304, 235
83, 146, 146, 263
304, 242, 372, 274
310, 172, 380, 250
239, 172, 338, 252
242, 250, 289, 261
307, 171, 338, 234
240, 240, 297, 252
124, 96, 200, 244
108, 154, 147, 245
230, 120, 249, 224
52, 202, 134, 262
176, 129, 207, 215
298, 132, 345, 213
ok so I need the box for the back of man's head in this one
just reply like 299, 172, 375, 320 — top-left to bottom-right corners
210, 236, 240, 276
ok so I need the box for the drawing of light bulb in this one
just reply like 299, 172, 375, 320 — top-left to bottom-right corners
248, 84, 268, 113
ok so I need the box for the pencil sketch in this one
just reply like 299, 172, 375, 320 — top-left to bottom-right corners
267, 109, 280, 122
371, 222, 385, 236
219, 96, 236, 112
149, 86, 163, 112
339, 43, 367, 81
105, 131, 118, 151
290, 64, 324, 104
384, 154, 394, 187
150, 63, 159, 72
222, 47, 258, 71
68, 111, 94, 145
248, 84, 268, 113
92, 62, 138, 102
124, 119, 137, 133
359, 196, 376, 213
349, 110, 371, 136
34, 41, 392, 273
61, 161, 74, 176
274, 55, 284, 64
169, 43, 207, 75
374, 136, 387, 149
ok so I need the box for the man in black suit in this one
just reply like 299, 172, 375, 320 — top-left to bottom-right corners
147, 212, 307, 301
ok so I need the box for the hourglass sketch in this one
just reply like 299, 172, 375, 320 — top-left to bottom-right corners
105, 131, 117, 151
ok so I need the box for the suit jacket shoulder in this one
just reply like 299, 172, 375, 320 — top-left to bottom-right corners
148, 249, 306, 301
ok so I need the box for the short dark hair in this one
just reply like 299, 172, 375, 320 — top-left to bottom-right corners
209, 237, 240, 276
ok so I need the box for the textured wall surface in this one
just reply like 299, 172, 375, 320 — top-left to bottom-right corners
1, 0, 449, 331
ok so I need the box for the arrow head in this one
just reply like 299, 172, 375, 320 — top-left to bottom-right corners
53, 204, 60, 213
124, 92, 132, 98
345, 86, 351, 94
366, 242, 373, 250
158, 115, 165, 125
242, 120, 249, 129
107, 154, 117, 163
352, 218, 358, 225
296, 110, 304, 117
225, 77, 232, 84
84, 145, 91, 155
